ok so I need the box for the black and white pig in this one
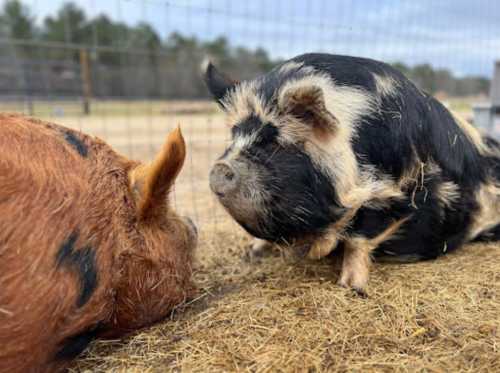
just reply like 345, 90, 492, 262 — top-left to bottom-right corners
203, 53, 500, 293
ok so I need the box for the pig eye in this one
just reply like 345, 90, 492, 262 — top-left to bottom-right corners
255, 123, 279, 146
231, 125, 240, 138
241, 144, 270, 163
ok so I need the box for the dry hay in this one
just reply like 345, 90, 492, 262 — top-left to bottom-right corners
72, 220, 500, 372
3, 104, 496, 371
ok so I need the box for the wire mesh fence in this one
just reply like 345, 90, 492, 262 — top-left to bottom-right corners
1, 0, 499, 233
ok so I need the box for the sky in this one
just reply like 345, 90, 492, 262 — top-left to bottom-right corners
8, 0, 500, 77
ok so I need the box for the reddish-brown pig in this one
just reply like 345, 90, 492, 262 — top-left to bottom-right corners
0, 114, 197, 372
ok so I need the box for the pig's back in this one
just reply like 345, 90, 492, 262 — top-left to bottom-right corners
291, 53, 408, 94
291, 53, 488, 187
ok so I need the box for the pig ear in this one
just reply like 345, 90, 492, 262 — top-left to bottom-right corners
281, 85, 338, 135
129, 126, 186, 219
202, 60, 237, 107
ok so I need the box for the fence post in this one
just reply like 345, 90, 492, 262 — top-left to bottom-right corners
23, 61, 34, 116
79, 48, 92, 115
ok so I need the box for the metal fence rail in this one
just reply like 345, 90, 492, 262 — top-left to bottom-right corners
1, 0, 499, 230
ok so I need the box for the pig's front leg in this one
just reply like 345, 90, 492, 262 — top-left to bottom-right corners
337, 238, 372, 295
306, 229, 340, 260
307, 207, 358, 260
244, 238, 273, 261
338, 217, 410, 295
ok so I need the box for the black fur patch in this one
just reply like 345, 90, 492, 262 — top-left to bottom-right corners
63, 130, 88, 157
232, 115, 280, 144
257, 64, 312, 105
349, 173, 476, 261
56, 231, 98, 307
56, 231, 79, 264
55, 325, 100, 360
232, 115, 262, 137
242, 141, 342, 241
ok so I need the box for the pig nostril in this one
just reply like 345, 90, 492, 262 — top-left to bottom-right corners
225, 169, 234, 181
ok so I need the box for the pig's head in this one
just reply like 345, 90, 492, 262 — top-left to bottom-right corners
203, 62, 346, 244
110, 126, 198, 334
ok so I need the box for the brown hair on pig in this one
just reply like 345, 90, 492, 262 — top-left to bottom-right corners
0, 113, 197, 372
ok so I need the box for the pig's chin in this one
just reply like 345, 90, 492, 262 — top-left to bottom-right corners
216, 193, 267, 238
216, 194, 302, 243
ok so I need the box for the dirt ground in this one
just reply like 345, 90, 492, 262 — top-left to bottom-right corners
2, 100, 499, 372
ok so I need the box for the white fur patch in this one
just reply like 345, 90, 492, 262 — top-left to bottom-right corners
372, 73, 399, 97
200, 58, 211, 76
347, 167, 404, 209
233, 133, 257, 151
436, 181, 461, 209
451, 112, 489, 155
278, 61, 315, 75
277, 73, 377, 206
222, 81, 278, 127
468, 181, 500, 240
279, 61, 304, 74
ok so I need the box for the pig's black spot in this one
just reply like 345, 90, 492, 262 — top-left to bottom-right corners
232, 115, 263, 137
232, 115, 280, 149
56, 231, 98, 307
71, 246, 97, 307
55, 324, 100, 360
255, 123, 279, 146
63, 130, 88, 157
244, 144, 342, 241
56, 231, 79, 264
348, 172, 476, 262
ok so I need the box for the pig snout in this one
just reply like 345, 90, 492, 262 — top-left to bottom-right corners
210, 162, 239, 198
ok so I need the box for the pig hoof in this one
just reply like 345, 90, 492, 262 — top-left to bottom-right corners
352, 287, 368, 298
243, 239, 273, 262
243, 245, 269, 262
337, 276, 368, 297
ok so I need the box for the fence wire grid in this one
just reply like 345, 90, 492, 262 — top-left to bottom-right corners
1, 0, 499, 232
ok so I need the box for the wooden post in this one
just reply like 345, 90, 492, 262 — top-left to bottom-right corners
19, 51, 34, 116
79, 48, 92, 115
